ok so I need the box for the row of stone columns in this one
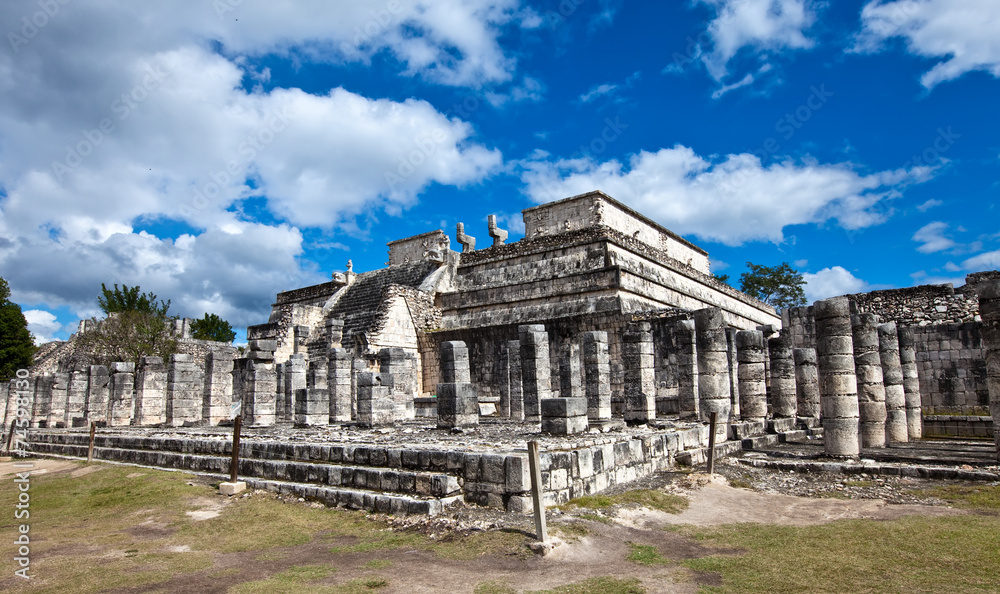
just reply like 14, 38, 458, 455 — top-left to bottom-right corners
811, 297, 925, 457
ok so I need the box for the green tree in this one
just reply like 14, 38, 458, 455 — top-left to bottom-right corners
77, 284, 177, 368
98, 283, 170, 317
190, 313, 236, 343
739, 262, 807, 311
0, 277, 36, 380
713, 273, 731, 286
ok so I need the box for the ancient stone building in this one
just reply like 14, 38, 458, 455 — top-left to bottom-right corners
249, 191, 780, 413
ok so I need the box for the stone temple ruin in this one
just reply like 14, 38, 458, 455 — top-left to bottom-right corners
9, 190, 1000, 515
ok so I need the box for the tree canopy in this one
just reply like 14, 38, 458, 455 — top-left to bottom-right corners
79, 283, 176, 368
739, 262, 807, 311
98, 283, 170, 317
190, 313, 236, 343
0, 277, 36, 380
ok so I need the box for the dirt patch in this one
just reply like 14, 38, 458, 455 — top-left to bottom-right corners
0, 458, 85, 478
637, 474, 965, 527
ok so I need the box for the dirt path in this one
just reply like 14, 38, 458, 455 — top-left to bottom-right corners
618, 474, 966, 529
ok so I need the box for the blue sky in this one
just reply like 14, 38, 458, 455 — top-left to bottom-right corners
1, 0, 998, 345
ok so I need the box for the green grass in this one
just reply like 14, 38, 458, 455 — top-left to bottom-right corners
558, 489, 688, 514
912, 483, 1000, 510
230, 564, 338, 594
475, 581, 518, 594
683, 515, 1000, 592
551, 522, 590, 542
361, 559, 392, 570
625, 543, 670, 566
726, 477, 752, 489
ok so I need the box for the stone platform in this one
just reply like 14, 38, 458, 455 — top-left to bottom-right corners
24, 418, 730, 514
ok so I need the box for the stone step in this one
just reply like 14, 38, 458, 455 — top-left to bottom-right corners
675, 439, 743, 466
32, 451, 452, 516
741, 433, 781, 450
736, 457, 1000, 482
27, 441, 462, 498
767, 418, 797, 434
778, 428, 823, 442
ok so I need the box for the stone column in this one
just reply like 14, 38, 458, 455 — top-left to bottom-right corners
437, 341, 479, 429
295, 384, 328, 426
328, 348, 353, 422
47, 372, 68, 428
87, 365, 110, 425
499, 340, 523, 420
878, 323, 908, 443
283, 354, 307, 423
559, 341, 583, 399
326, 318, 345, 349
379, 347, 416, 421
768, 332, 797, 418
674, 319, 700, 419
793, 348, 820, 420
519, 325, 551, 422
726, 328, 741, 421
66, 363, 89, 427
133, 356, 166, 426
977, 281, 1000, 458
582, 331, 612, 421
736, 330, 767, 422
108, 363, 135, 427
814, 297, 860, 457
357, 372, 395, 428
30, 376, 49, 428
695, 307, 731, 438
623, 322, 655, 424
166, 354, 202, 427
897, 327, 923, 439
203, 351, 234, 426
852, 313, 887, 448
541, 396, 588, 434
242, 340, 277, 426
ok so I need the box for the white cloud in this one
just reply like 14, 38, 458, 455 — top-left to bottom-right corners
23, 309, 63, 344
519, 145, 934, 245
696, 0, 817, 82
962, 250, 1000, 271
580, 83, 619, 103
912, 221, 956, 253
854, 0, 1000, 88
0, 2, 508, 329
803, 266, 868, 303
916, 198, 942, 211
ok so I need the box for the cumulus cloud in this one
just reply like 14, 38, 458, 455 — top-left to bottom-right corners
912, 221, 956, 253
803, 266, 868, 303
0, 1, 507, 330
23, 309, 63, 344
961, 250, 1000, 271
854, 0, 1000, 88
696, 0, 817, 82
519, 145, 934, 245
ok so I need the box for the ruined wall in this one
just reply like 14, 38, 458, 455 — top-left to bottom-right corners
910, 323, 988, 413
850, 284, 980, 326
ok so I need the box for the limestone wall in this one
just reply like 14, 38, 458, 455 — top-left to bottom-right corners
521, 191, 711, 274
910, 322, 988, 413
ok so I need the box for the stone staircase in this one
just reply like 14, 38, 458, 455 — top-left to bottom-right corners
27, 431, 467, 515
